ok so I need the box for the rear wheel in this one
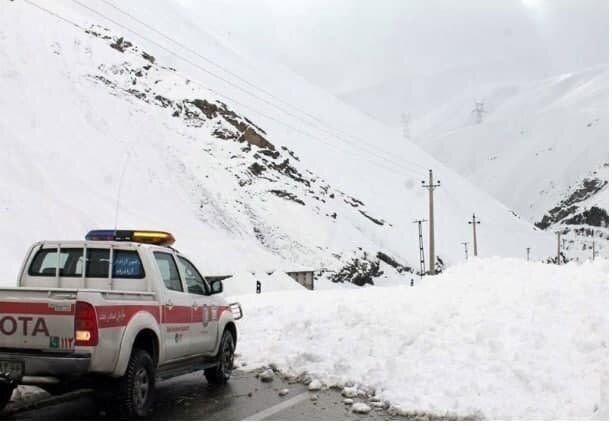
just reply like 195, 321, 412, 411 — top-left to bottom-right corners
205, 329, 235, 384
0, 383, 15, 412
117, 349, 156, 418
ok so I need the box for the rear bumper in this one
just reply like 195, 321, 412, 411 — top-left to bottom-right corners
0, 350, 91, 381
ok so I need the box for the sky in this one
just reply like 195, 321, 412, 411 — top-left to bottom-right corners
175, 0, 608, 95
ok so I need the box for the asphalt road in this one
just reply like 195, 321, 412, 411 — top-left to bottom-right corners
1, 370, 399, 421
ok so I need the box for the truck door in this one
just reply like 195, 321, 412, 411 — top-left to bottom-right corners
153, 251, 193, 361
176, 256, 218, 355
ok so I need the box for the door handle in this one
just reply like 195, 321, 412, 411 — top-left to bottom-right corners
165, 300, 173, 309
192, 302, 198, 308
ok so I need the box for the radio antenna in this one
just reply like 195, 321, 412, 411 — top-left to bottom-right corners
114, 151, 131, 231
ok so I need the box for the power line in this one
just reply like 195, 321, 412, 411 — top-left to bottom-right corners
99, 0, 375, 143
72, 0, 431, 176
24, 0, 431, 182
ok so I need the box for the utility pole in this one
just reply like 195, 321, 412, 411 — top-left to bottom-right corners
461, 242, 469, 260
592, 239, 596, 261
468, 213, 480, 256
412, 219, 427, 276
555, 231, 562, 265
526, 247, 531, 262
421, 170, 440, 275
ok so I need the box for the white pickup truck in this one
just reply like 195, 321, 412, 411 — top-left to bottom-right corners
0, 230, 242, 418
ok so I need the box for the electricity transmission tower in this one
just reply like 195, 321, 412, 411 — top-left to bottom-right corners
421, 170, 441, 275
461, 241, 469, 260
473, 100, 486, 124
401, 113, 411, 140
413, 219, 427, 276
468, 213, 481, 256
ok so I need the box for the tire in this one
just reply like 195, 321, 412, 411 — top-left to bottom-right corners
117, 349, 156, 419
205, 329, 235, 384
0, 383, 15, 412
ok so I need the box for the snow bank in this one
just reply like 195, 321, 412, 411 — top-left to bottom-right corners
233, 258, 609, 419
222, 271, 307, 296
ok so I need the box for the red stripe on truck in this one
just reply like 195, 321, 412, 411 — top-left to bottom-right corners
96, 305, 160, 328
0, 301, 75, 315
0, 302, 230, 330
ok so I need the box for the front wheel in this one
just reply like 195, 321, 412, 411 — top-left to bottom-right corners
205, 329, 235, 384
116, 349, 156, 418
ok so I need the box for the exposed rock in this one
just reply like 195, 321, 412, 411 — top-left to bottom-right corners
110, 36, 132, 53
248, 162, 266, 176
269, 159, 310, 186
278, 388, 289, 397
141, 51, 155, 63
376, 251, 413, 273
281, 146, 300, 161
563, 206, 608, 227
330, 253, 383, 286
359, 210, 385, 226
240, 126, 274, 150
343, 398, 354, 405
154, 94, 173, 108
269, 190, 305, 206
258, 149, 280, 159
536, 175, 608, 229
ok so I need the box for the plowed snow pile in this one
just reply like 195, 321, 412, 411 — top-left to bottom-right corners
231, 258, 609, 419
222, 271, 307, 296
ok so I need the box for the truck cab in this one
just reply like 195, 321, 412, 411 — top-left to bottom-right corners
0, 230, 242, 418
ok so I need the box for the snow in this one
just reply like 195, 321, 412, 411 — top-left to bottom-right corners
307, 379, 322, 391
410, 66, 608, 224
351, 402, 372, 414
231, 258, 609, 419
0, 0, 554, 288
222, 271, 307, 296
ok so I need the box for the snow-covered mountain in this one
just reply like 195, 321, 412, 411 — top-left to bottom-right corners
407, 66, 609, 260
0, 0, 552, 284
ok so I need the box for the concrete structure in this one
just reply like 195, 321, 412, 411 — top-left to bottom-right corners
286, 270, 314, 290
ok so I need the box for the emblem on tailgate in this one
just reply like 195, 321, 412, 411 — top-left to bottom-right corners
0, 316, 49, 336
48, 302, 72, 312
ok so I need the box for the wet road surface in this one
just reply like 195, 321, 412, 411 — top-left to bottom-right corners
1, 370, 399, 421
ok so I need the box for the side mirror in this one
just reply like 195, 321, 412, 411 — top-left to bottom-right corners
210, 280, 223, 294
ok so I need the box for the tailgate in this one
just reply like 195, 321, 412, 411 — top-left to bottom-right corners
0, 288, 77, 352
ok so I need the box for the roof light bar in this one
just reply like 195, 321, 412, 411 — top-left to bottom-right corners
85, 230, 176, 246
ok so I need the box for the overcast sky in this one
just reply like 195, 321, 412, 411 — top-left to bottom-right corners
177, 0, 608, 96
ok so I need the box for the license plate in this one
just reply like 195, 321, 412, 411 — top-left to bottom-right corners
0, 359, 24, 381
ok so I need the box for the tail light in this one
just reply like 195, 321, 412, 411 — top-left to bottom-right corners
75, 301, 98, 346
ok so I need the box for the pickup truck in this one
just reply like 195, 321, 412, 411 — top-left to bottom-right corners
0, 230, 242, 418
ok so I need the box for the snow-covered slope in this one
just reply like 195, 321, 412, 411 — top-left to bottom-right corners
407, 67, 608, 260
411, 66, 608, 223
0, 1, 551, 284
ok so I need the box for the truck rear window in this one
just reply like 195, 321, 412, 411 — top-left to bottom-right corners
28, 248, 145, 279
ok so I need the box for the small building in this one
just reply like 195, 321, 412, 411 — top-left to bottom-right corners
286, 270, 314, 290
